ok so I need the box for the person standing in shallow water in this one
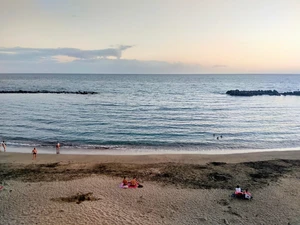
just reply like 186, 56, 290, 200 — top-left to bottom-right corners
56, 142, 60, 154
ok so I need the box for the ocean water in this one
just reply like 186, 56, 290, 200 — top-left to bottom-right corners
0, 73, 300, 154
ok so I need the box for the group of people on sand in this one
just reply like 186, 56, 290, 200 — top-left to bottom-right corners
121, 177, 143, 188
0, 140, 61, 158
0, 140, 60, 159
233, 185, 252, 200
31, 142, 61, 160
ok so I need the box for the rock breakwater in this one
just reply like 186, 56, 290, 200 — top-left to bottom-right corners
0, 90, 98, 94
226, 90, 300, 96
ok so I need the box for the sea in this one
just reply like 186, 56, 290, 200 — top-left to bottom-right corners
0, 73, 300, 155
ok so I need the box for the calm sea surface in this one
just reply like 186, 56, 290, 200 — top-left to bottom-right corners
0, 74, 300, 154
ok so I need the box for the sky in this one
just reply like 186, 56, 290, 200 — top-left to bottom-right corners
0, 0, 299, 74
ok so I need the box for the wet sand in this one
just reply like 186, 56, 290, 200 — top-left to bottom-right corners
1, 150, 300, 164
1, 151, 300, 225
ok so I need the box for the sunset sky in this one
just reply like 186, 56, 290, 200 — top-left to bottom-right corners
0, 0, 299, 73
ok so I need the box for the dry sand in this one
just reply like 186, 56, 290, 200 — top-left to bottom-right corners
1, 151, 300, 225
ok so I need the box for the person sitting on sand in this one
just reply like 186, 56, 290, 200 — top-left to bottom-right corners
32, 148, 37, 160
235, 185, 242, 193
129, 177, 143, 188
129, 177, 138, 187
122, 177, 128, 186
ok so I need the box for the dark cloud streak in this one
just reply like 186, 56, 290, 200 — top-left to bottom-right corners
0, 45, 133, 61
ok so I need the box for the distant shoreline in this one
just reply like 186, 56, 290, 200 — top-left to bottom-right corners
2, 145, 300, 157
1, 73, 300, 75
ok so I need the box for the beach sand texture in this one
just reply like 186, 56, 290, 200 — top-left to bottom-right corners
1, 151, 300, 225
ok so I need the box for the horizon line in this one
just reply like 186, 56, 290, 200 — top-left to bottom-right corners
1, 73, 300, 75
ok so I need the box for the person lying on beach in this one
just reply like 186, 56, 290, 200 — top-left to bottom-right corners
242, 189, 252, 199
32, 148, 37, 160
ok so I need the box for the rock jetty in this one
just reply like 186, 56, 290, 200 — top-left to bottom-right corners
0, 90, 98, 95
282, 91, 300, 96
226, 90, 300, 96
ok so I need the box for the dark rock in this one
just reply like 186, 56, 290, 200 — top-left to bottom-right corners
282, 91, 300, 96
226, 90, 280, 96
0, 90, 98, 95
226, 89, 300, 97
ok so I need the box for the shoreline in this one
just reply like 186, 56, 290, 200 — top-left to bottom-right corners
2, 145, 300, 157
1, 149, 300, 165
0, 142, 300, 155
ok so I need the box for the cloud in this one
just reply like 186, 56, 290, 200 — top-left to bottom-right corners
0, 46, 133, 61
0, 46, 204, 73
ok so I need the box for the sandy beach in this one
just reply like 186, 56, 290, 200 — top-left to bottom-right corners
1, 151, 300, 225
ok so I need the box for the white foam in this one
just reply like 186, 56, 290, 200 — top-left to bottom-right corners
4, 146, 300, 156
